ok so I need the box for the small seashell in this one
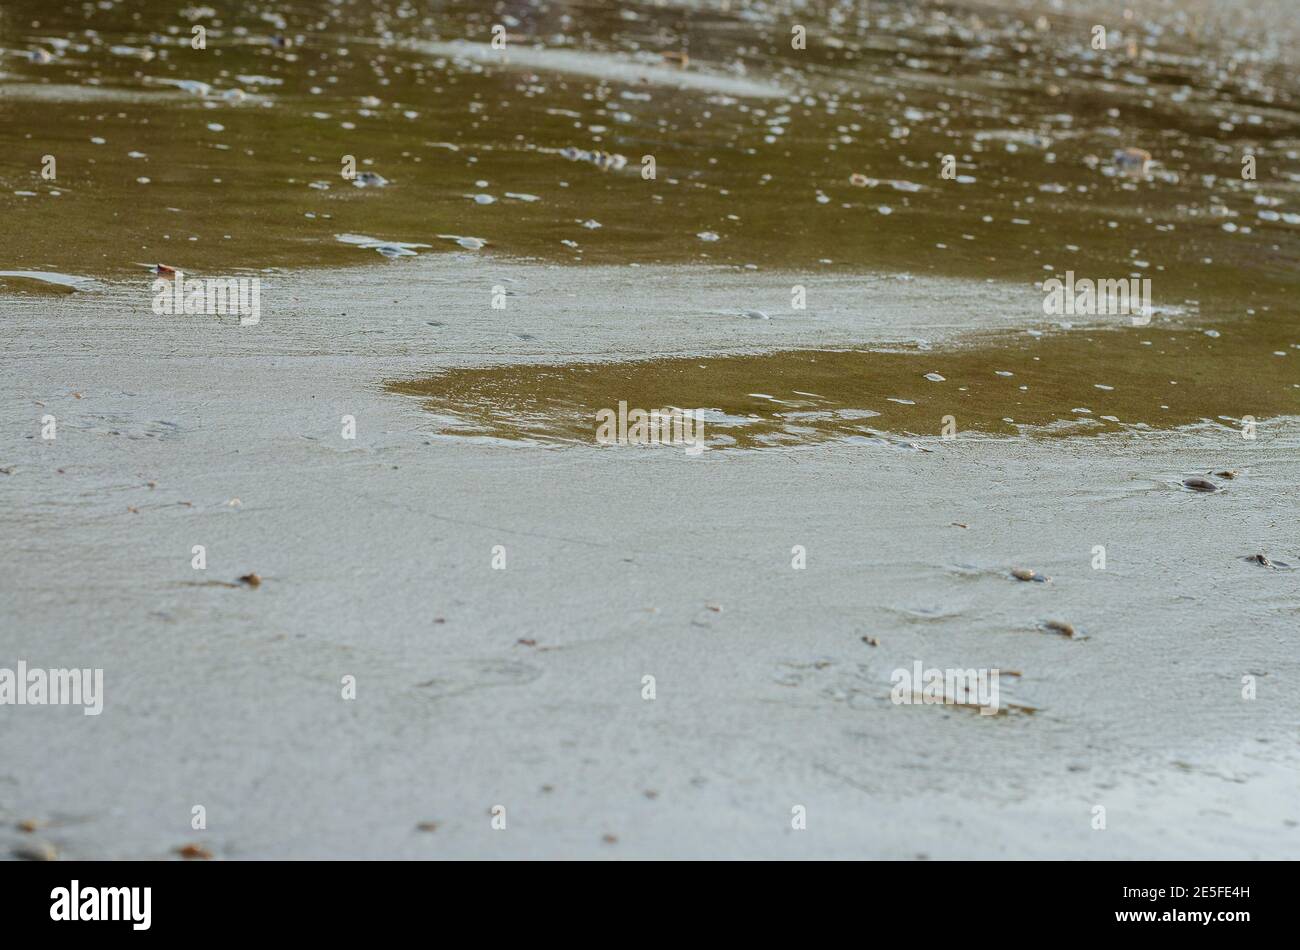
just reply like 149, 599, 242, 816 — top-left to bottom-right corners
849, 173, 869, 187
1182, 476, 1219, 493
416, 821, 439, 832
13, 841, 57, 861
1040, 620, 1077, 638
1011, 567, 1050, 582
743, 309, 769, 319
353, 171, 389, 188
237, 573, 261, 587
177, 843, 212, 859
1212, 470, 1238, 479
1112, 147, 1153, 176
1241, 553, 1290, 569
861, 635, 879, 647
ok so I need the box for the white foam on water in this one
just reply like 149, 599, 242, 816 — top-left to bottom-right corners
410, 40, 788, 99
0, 270, 98, 290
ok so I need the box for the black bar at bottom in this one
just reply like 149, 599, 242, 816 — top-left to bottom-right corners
0, 860, 1281, 936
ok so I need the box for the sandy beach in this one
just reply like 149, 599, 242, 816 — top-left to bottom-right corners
2, 263, 1297, 859
1, 0, 1299, 861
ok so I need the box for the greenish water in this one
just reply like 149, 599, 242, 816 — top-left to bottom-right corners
2, 0, 1297, 438
388, 324, 1300, 444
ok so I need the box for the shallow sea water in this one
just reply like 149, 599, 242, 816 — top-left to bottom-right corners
2, 0, 1297, 439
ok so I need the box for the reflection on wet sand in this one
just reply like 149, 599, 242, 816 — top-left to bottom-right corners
388, 321, 1299, 447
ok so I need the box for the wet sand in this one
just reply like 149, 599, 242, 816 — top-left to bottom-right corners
2, 0, 1299, 859
1, 265, 1298, 859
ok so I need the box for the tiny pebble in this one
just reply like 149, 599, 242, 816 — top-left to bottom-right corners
1041, 620, 1078, 638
